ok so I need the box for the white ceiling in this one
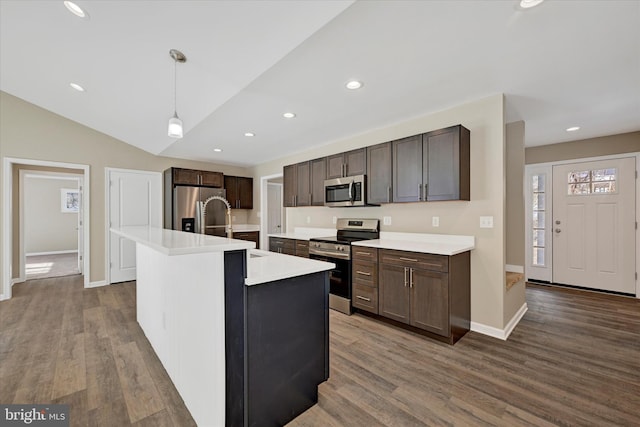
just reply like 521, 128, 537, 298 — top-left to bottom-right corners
1, 1, 639, 167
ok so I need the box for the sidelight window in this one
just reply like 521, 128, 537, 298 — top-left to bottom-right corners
531, 174, 546, 266
567, 168, 617, 195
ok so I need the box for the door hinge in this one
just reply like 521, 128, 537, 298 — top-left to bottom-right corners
79, 255, 83, 261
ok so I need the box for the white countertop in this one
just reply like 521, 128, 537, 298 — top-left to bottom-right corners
353, 232, 475, 256
246, 249, 335, 286
267, 227, 336, 241
231, 224, 260, 232
111, 226, 254, 256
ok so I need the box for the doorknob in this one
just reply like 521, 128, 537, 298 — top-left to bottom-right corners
555, 228, 561, 233
555, 220, 561, 225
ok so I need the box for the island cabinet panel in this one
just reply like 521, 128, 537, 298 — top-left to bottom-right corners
310, 157, 326, 206
224, 176, 254, 209
326, 148, 366, 179
376, 248, 470, 344
367, 142, 393, 204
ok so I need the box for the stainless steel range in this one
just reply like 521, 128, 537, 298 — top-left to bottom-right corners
309, 218, 379, 314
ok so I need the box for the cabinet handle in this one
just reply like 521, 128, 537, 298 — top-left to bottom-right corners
310, 193, 312, 204
342, 164, 346, 177
388, 186, 391, 203
356, 271, 371, 276
356, 251, 371, 256
419, 184, 423, 201
410, 268, 414, 288
425, 183, 428, 200
399, 257, 418, 262
404, 267, 408, 287
356, 295, 371, 302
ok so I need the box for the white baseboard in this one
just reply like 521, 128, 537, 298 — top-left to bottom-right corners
505, 264, 524, 274
86, 280, 107, 289
11, 277, 25, 287
471, 302, 528, 340
0, 293, 9, 301
26, 250, 78, 256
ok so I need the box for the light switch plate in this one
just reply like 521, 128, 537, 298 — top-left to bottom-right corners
332, 216, 337, 224
480, 216, 494, 228
383, 216, 392, 226
432, 216, 439, 227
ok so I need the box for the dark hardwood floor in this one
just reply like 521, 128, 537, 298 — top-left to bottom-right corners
1, 278, 639, 426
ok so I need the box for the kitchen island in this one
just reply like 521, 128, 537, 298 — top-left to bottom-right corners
110, 226, 335, 427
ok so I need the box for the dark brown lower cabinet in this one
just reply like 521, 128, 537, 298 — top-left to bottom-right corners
269, 237, 310, 258
375, 249, 470, 345
233, 231, 260, 249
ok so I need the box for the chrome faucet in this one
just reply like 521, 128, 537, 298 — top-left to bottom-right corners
198, 196, 233, 238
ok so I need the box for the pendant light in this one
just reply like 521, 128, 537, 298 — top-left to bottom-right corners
168, 49, 186, 138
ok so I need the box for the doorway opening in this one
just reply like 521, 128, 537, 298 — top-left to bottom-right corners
1, 157, 90, 301
22, 171, 83, 280
260, 173, 284, 250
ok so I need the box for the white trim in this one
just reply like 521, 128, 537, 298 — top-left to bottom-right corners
86, 280, 107, 288
11, 277, 24, 286
527, 152, 640, 168
23, 172, 81, 181
259, 173, 284, 251
2, 157, 91, 302
505, 264, 524, 273
471, 303, 528, 340
26, 250, 78, 256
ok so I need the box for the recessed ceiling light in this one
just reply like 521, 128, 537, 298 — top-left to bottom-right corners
566, 126, 580, 132
345, 80, 363, 90
283, 112, 296, 119
244, 132, 255, 137
69, 82, 85, 92
63, 1, 89, 18
213, 148, 223, 152
519, 0, 545, 9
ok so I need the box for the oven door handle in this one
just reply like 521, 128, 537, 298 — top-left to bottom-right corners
310, 250, 350, 260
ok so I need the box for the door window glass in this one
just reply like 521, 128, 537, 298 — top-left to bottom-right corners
532, 174, 547, 267
567, 168, 617, 195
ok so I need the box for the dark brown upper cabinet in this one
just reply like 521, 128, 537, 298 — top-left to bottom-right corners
393, 125, 470, 202
310, 157, 326, 206
224, 176, 253, 209
326, 148, 366, 179
171, 167, 223, 188
367, 142, 393, 204
283, 161, 311, 207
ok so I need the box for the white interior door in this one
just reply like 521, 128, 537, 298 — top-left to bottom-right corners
77, 179, 84, 274
552, 157, 636, 294
108, 169, 162, 283
267, 183, 283, 234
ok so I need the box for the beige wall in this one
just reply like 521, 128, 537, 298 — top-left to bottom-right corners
250, 94, 510, 330
24, 175, 79, 254
1, 91, 252, 284
504, 121, 526, 324
525, 131, 640, 164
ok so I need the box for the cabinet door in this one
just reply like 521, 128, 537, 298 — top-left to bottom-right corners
296, 161, 311, 206
392, 135, 422, 202
310, 158, 326, 206
410, 269, 450, 336
367, 142, 392, 204
345, 148, 366, 177
173, 168, 200, 185
200, 171, 223, 188
424, 125, 470, 201
295, 240, 309, 258
283, 165, 296, 207
379, 263, 410, 324
326, 154, 345, 179
237, 177, 253, 209
224, 176, 239, 207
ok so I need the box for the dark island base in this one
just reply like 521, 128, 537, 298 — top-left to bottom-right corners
224, 251, 330, 427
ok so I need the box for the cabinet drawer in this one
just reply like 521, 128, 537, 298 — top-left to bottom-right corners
352, 247, 378, 262
295, 240, 309, 258
352, 284, 378, 314
269, 237, 295, 254
352, 260, 377, 287
379, 249, 448, 272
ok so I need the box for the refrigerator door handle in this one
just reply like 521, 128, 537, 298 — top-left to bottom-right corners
195, 200, 202, 234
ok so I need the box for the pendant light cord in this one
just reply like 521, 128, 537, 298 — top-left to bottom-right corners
173, 58, 177, 115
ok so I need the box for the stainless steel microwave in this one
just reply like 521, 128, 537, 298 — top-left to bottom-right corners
325, 175, 374, 207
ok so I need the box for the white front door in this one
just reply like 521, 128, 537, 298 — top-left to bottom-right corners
552, 157, 636, 293
108, 169, 162, 283
77, 180, 84, 274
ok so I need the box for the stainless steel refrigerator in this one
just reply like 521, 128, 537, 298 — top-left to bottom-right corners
172, 186, 227, 237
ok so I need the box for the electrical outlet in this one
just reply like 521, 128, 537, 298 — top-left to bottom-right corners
480, 216, 494, 228
383, 216, 392, 226
432, 216, 439, 227
306, 216, 311, 224
332, 216, 337, 224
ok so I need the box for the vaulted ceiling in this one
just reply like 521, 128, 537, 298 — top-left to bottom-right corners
1, 1, 638, 166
